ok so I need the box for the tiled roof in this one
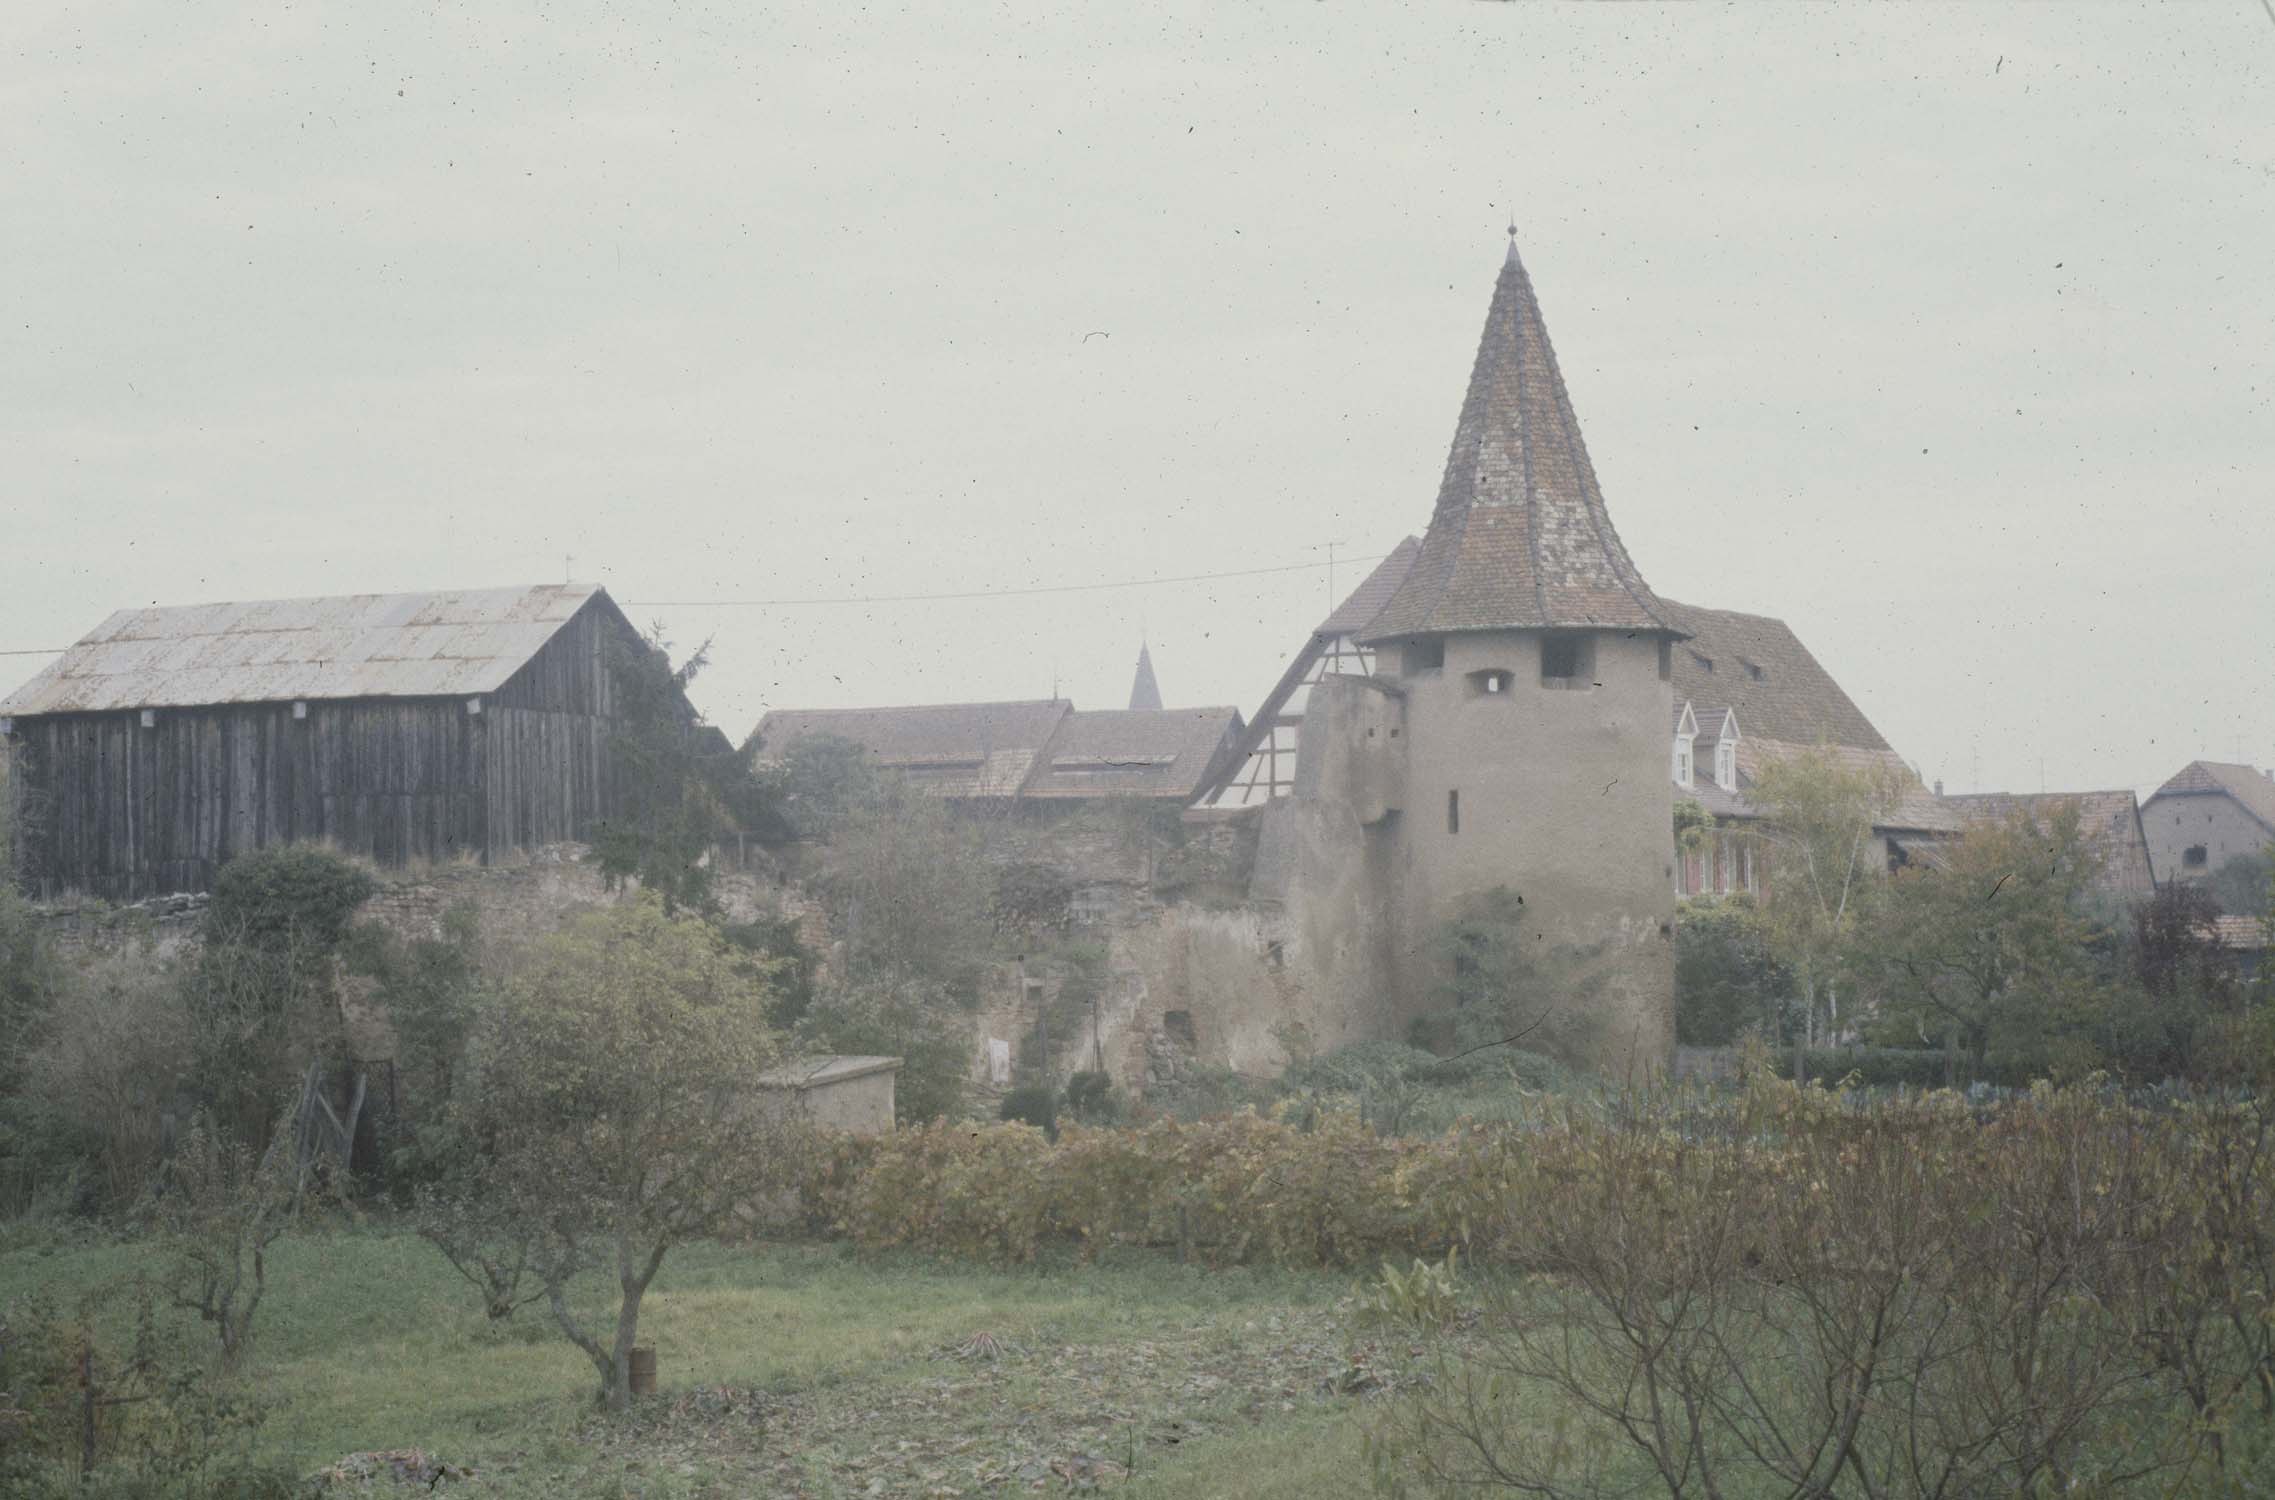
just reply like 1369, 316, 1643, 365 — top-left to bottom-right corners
749, 700, 1072, 799
1731, 738, 1962, 834
750, 699, 1243, 803
1318, 537, 1423, 636
1024, 707, 1244, 801
1943, 790, 2158, 902
0, 584, 606, 715
1128, 645, 1164, 712
1695, 707, 1738, 745
1360, 242, 1681, 643
2148, 761, 2275, 836
1660, 600, 1892, 752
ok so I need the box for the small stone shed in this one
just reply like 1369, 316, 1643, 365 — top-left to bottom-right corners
756, 1055, 902, 1134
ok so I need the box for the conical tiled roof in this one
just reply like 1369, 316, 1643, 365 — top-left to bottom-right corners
1360, 239, 1681, 643
1128, 644, 1164, 711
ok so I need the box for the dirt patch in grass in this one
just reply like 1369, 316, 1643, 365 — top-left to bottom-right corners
539, 1306, 1423, 1496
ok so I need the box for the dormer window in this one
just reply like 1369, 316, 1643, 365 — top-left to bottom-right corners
1673, 735, 1695, 790
1714, 740, 1736, 790
1689, 651, 1714, 674
1741, 659, 1766, 682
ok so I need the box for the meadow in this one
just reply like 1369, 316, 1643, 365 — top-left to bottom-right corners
1, 1226, 1387, 1498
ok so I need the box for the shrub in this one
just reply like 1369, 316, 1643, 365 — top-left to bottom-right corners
0, 1281, 294, 1498
1365, 1081, 2275, 1498
998, 1084, 1058, 1137
12, 947, 191, 1212
1062, 1070, 1121, 1126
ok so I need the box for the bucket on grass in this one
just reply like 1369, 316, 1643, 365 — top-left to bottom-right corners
628, 1346, 657, 1398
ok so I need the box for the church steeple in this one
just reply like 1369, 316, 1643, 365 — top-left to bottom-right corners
1361, 235, 1681, 644
1128, 643, 1163, 711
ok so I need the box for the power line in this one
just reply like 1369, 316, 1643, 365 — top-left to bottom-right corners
618, 553, 1388, 609
0, 551, 1392, 657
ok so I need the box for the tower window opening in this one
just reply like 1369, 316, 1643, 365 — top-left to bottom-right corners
1467, 668, 1514, 697
1541, 633, 1594, 687
2183, 844, 2209, 869
1401, 639, 1445, 675
1447, 789, 1460, 835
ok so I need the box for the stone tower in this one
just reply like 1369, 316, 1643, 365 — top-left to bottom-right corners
1357, 233, 1683, 1076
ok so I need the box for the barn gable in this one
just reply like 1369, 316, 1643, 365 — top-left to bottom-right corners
2, 584, 671, 901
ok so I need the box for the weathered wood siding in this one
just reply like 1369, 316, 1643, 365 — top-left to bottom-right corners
5, 596, 650, 901
8, 700, 487, 900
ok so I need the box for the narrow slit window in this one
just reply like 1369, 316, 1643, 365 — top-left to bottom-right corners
1447, 789, 1460, 835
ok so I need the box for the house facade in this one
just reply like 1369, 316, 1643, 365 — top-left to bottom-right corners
2142, 761, 2275, 887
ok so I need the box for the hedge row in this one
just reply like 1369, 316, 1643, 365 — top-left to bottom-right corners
792, 1083, 2275, 1278
795, 1110, 1540, 1267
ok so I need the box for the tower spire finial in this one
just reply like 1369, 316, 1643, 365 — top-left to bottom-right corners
1505, 208, 1520, 263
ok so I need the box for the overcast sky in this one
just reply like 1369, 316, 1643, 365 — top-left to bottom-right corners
5, 1, 2270, 799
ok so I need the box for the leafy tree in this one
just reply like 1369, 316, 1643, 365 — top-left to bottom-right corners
1856, 800, 2110, 1082
2211, 848, 2275, 918
2098, 880, 2252, 1082
1743, 747, 1904, 1078
590, 627, 751, 915
450, 897, 789, 1410
750, 731, 884, 843
146, 1112, 301, 1373
187, 847, 375, 1153
796, 970, 974, 1124
823, 786, 997, 999
350, 904, 483, 1117
1674, 895, 1795, 1047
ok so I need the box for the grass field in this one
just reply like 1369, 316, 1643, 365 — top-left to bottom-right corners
0, 1224, 1391, 1497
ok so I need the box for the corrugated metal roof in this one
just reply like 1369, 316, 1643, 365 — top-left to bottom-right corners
0, 584, 604, 715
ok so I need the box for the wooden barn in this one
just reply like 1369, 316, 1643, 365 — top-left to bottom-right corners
0, 583, 698, 901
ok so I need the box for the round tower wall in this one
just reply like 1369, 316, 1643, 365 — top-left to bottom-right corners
1386, 628, 1675, 1078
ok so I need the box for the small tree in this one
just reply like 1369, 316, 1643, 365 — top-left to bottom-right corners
822, 787, 998, 998
590, 628, 750, 915
2210, 849, 2275, 918
1857, 801, 2108, 1083
456, 897, 787, 1410
146, 1113, 299, 1373
751, 731, 885, 843
1743, 747, 1903, 1079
